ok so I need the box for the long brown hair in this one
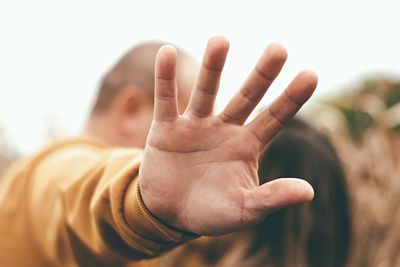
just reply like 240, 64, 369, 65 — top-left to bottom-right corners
247, 118, 352, 267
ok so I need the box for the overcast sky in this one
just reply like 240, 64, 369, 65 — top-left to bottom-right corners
1, 0, 400, 153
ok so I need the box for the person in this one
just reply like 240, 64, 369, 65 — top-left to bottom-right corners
164, 118, 352, 267
0, 36, 318, 266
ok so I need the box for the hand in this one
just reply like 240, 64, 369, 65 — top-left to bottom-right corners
139, 37, 318, 236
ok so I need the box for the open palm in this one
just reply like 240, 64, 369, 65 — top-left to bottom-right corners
139, 37, 318, 236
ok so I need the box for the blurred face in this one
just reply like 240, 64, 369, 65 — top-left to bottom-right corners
127, 99, 154, 148
176, 59, 197, 114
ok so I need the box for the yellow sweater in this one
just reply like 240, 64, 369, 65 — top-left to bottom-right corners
0, 137, 196, 266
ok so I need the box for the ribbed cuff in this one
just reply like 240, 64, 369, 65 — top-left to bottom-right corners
123, 178, 198, 253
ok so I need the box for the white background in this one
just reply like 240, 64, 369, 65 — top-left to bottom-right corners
1, 0, 399, 153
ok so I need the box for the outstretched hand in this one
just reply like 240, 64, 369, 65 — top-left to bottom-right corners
139, 37, 318, 236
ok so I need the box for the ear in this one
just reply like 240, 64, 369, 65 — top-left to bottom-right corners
112, 85, 147, 118
110, 85, 150, 137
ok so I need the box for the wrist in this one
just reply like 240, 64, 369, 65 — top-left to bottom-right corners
124, 178, 199, 243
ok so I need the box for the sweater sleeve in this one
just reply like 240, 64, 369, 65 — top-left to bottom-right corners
24, 139, 197, 266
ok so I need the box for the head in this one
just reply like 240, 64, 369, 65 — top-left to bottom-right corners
85, 42, 197, 148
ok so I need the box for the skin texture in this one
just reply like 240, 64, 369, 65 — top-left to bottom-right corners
139, 37, 318, 236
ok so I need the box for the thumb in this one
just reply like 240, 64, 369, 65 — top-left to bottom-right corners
246, 178, 314, 222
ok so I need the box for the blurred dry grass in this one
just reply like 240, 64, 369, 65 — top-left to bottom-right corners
0, 116, 65, 179
315, 79, 400, 267
0, 126, 19, 178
